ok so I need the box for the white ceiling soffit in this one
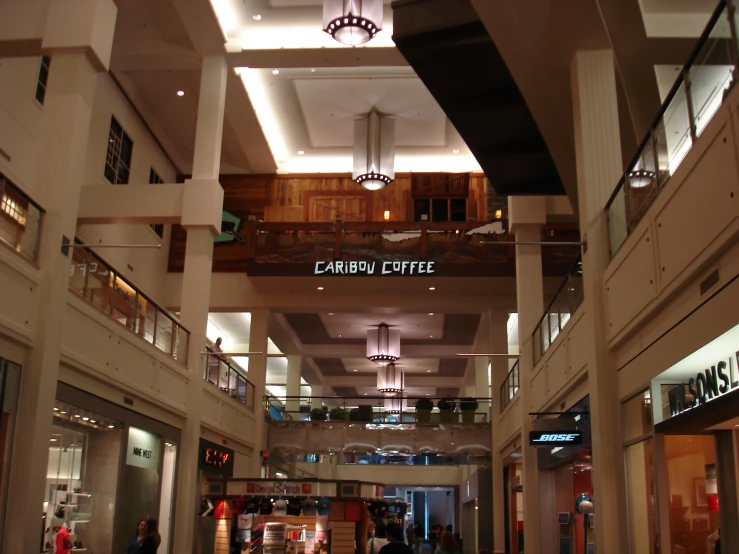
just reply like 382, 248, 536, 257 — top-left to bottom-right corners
638, 0, 716, 37
211, 0, 394, 50
656, 322, 739, 381
237, 66, 480, 173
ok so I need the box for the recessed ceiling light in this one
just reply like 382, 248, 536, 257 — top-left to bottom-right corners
60, 411, 66, 414
428, 312, 433, 316
427, 370, 431, 373
176, 90, 185, 97
328, 313, 334, 315
74, 415, 80, 418
353, 369, 357, 372
364, 393, 368, 396
272, 69, 280, 75
426, 393, 430, 396
90, 420, 96, 423
298, 150, 305, 155
452, 149, 460, 154
311, 69, 316, 73
108, 425, 115, 428
429, 335, 433, 338
339, 334, 342, 337
317, 286, 324, 290
253, 14, 262, 20
54, 408, 59, 411
82, 417, 89, 421
50, 438, 58, 442
429, 287, 436, 291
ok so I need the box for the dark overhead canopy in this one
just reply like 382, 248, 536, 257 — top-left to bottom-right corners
392, 2, 565, 196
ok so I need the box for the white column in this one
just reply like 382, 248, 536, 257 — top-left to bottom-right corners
171, 55, 227, 554
286, 355, 302, 417
487, 309, 509, 554
571, 50, 628, 550
2, 2, 117, 552
508, 196, 546, 554
248, 308, 270, 476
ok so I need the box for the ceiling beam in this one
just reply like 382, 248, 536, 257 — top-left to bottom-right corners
227, 47, 408, 69
300, 344, 470, 358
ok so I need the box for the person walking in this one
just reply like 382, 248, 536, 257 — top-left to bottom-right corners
56, 523, 72, 554
379, 523, 414, 554
413, 522, 423, 554
433, 532, 458, 554
368, 522, 389, 554
405, 523, 415, 547
128, 520, 146, 554
139, 518, 161, 554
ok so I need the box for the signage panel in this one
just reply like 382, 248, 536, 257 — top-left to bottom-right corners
314, 260, 435, 276
126, 427, 161, 470
226, 481, 314, 496
529, 430, 583, 447
199, 439, 235, 478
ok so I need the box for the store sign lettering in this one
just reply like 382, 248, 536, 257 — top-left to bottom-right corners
244, 481, 313, 495
132, 447, 153, 459
529, 431, 583, 446
668, 352, 739, 417
314, 260, 435, 276
203, 447, 230, 468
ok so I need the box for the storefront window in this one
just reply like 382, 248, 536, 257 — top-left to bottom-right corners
45, 401, 122, 553
0, 359, 21, 547
625, 438, 657, 554
664, 435, 718, 552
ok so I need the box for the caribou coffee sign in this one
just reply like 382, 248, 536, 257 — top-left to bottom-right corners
667, 351, 739, 417
314, 260, 436, 276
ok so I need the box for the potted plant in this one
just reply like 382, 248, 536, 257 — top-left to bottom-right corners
460, 398, 479, 423
437, 398, 455, 423
415, 398, 434, 423
310, 408, 326, 422
329, 407, 346, 421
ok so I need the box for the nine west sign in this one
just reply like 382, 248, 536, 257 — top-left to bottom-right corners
314, 260, 435, 276
667, 350, 739, 417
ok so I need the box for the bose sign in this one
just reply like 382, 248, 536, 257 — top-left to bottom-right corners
529, 431, 583, 447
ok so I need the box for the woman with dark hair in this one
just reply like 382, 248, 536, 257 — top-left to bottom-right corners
433, 531, 458, 554
127, 520, 146, 554
368, 522, 389, 554
139, 519, 161, 554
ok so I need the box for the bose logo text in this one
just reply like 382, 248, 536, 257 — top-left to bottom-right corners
533, 434, 579, 442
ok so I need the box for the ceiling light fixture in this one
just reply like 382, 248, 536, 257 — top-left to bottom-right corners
328, 313, 334, 315
377, 363, 403, 394
317, 286, 324, 290
429, 287, 436, 291
253, 14, 262, 20
628, 169, 656, 189
353, 110, 395, 191
323, 0, 383, 46
272, 69, 280, 75
298, 150, 305, 155
452, 149, 460, 154
366, 323, 400, 366
108, 425, 115, 428
177, 90, 185, 97
428, 312, 434, 316
384, 394, 406, 414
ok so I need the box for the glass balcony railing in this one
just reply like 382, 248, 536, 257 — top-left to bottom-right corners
606, 0, 737, 256
0, 173, 43, 263
533, 255, 584, 364
204, 347, 256, 411
264, 395, 493, 424
499, 360, 520, 413
68, 244, 190, 363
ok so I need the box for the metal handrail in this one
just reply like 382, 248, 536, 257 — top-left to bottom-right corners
499, 360, 520, 413
204, 346, 255, 410
604, 0, 735, 250
532, 254, 582, 337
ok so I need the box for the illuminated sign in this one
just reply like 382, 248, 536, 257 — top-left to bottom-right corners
529, 431, 583, 447
226, 481, 314, 496
667, 353, 739, 417
199, 439, 234, 477
314, 260, 435, 276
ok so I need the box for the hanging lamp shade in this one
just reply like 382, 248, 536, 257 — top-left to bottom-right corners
377, 363, 403, 394
366, 323, 400, 366
628, 169, 656, 189
384, 394, 406, 414
323, 0, 383, 46
353, 110, 395, 191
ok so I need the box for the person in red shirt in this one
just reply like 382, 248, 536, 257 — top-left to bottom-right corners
56, 524, 72, 554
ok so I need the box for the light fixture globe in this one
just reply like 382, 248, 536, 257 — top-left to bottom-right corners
353, 110, 395, 192
323, 0, 383, 46
377, 363, 403, 394
366, 323, 400, 366
628, 169, 656, 189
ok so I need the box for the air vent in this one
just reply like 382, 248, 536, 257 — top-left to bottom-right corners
699, 269, 720, 296
123, 396, 134, 406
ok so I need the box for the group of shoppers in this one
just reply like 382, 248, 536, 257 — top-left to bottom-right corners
370, 522, 461, 554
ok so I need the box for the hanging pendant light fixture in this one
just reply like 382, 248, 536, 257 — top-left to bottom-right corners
366, 323, 400, 366
384, 394, 406, 414
377, 363, 403, 394
323, 0, 383, 46
353, 110, 395, 191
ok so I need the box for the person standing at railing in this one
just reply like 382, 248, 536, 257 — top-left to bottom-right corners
207, 337, 226, 387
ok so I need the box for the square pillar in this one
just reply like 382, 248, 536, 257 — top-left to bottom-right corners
286, 355, 302, 417
248, 308, 270, 476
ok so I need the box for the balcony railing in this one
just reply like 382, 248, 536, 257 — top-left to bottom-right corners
499, 360, 520, 413
204, 347, 256, 410
265, 395, 492, 424
605, 0, 738, 256
0, 173, 43, 263
68, 243, 190, 362
533, 255, 584, 364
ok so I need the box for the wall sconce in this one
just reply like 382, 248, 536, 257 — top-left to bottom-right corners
494, 209, 502, 219
383, 210, 390, 221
